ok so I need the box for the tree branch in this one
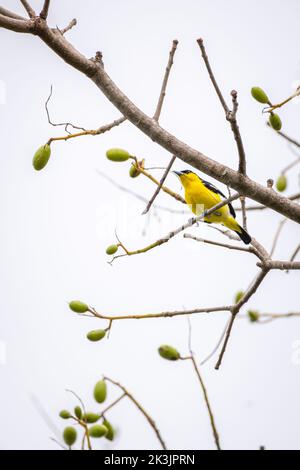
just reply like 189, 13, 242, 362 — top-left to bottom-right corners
0, 13, 33, 32
142, 155, 176, 214
186, 321, 221, 450
153, 39, 178, 122
111, 193, 240, 261
215, 268, 269, 369
1, 19, 298, 222
20, 0, 35, 18
103, 376, 167, 450
0, 6, 25, 20
40, 0, 50, 20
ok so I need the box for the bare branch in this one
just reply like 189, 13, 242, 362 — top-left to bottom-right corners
60, 18, 77, 35
142, 155, 176, 214
111, 193, 240, 261
229, 90, 247, 176
40, 0, 50, 20
88, 305, 230, 322
103, 376, 167, 450
185, 321, 221, 450
197, 38, 229, 113
0, 6, 25, 20
47, 116, 126, 145
0, 21, 299, 221
257, 260, 300, 270
153, 39, 178, 121
183, 233, 260, 258
270, 218, 287, 257
215, 268, 269, 369
0, 13, 33, 32
96, 170, 186, 214
273, 128, 300, 148
20, 0, 35, 18
234, 191, 300, 211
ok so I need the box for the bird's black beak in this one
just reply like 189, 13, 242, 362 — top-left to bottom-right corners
172, 171, 182, 176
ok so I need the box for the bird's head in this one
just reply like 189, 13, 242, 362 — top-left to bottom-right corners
173, 170, 199, 187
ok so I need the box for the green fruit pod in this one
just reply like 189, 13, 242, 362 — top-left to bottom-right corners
63, 426, 77, 446
83, 412, 100, 423
248, 310, 259, 322
59, 410, 71, 420
106, 148, 130, 162
32, 144, 51, 171
74, 406, 82, 420
269, 113, 282, 131
69, 300, 89, 313
103, 419, 115, 441
129, 164, 140, 178
87, 329, 106, 342
88, 424, 108, 438
276, 175, 287, 192
235, 291, 244, 303
251, 87, 269, 104
93, 380, 107, 403
158, 345, 180, 361
106, 244, 118, 255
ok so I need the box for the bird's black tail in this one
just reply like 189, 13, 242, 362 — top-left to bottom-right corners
235, 225, 252, 245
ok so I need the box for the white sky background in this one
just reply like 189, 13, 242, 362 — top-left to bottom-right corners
0, 0, 300, 450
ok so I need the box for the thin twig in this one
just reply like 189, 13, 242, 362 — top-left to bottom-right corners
96, 170, 187, 214
60, 18, 77, 35
88, 305, 230, 322
197, 39, 247, 185
230, 90, 247, 176
104, 376, 167, 450
186, 319, 221, 450
183, 233, 260, 258
270, 218, 287, 257
45, 85, 86, 133
274, 128, 300, 148
110, 193, 240, 262
215, 268, 269, 370
153, 39, 178, 121
200, 318, 231, 366
47, 116, 126, 144
197, 38, 229, 113
142, 155, 176, 214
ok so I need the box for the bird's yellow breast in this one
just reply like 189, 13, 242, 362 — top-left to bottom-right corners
183, 178, 229, 221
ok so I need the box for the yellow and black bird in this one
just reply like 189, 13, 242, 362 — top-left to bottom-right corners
174, 170, 251, 245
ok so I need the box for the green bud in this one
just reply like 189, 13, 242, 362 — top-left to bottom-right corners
235, 291, 244, 303
106, 148, 130, 162
59, 410, 71, 420
248, 310, 259, 322
69, 300, 89, 313
32, 144, 51, 171
269, 113, 282, 131
88, 424, 108, 438
251, 87, 269, 104
158, 345, 180, 361
93, 380, 107, 403
74, 406, 82, 420
103, 419, 115, 441
83, 412, 101, 423
276, 175, 287, 192
63, 426, 77, 446
87, 329, 106, 342
129, 164, 140, 178
106, 244, 118, 255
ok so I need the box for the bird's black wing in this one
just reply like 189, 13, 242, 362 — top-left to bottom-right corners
200, 177, 236, 219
